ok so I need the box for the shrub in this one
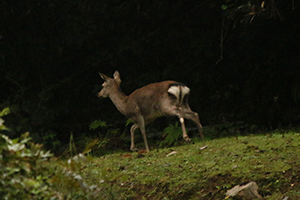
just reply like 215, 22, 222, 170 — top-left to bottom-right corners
0, 132, 54, 199
160, 122, 183, 147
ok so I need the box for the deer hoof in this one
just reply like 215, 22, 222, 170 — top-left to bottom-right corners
130, 147, 138, 152
184, 136, 191, 142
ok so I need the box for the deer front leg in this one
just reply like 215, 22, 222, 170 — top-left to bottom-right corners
140, 125, 150, 152
130, 123, 139, 151
135, 115, 150, 152
131, 115, 150, 152
179, 117, 191, 142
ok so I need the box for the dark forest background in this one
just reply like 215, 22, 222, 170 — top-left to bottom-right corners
1, 0, 300, 154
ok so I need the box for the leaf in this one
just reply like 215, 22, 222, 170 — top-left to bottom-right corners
22, 162, 31, 173
0, 118, 4, 126
126, 118, 134, 126
0, 119, 9, 131
6, 167, 20, 175
82, 139, 98, 154
161, 122, 182, 147
0, 107, 10, 117
20, 137, 32, 144
1, 134, 12, 144
40, 150, 53, 158
89, 120, 107, 130
8, 143, 25, 152
221, 4, 228, 10
52, 140, 61, 148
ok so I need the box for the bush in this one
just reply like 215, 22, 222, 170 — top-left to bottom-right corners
0, 108, 123, 199
0, 132, 54, 199
160, 122, 183, 147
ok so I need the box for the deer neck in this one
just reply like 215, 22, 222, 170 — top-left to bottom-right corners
109, 87, 128, 115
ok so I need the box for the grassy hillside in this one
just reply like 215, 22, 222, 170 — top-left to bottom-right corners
3, 129, 299, 199
58, 132, 300, 199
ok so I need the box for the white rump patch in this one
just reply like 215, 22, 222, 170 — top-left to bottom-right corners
181, 86, 190, 96
168, 86, 180, 99
168, 85, 190, 100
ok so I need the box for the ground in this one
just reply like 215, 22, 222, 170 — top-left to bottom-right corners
59, 131, 300, 199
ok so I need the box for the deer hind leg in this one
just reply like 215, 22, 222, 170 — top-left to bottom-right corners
181, 108, 204, 139
179, 117, 191, 142
161, 106, 192, 142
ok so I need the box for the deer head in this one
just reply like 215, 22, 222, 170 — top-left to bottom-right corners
98, 71, 121, 98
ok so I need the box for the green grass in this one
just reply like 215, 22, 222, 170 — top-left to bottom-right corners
60, 132, 300, 199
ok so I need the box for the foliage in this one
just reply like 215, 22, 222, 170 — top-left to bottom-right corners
41, 131, 61, 150
0, 107, 10, 131
50, 140, 128, 199
160, 122, 183, 147
0, 129, 123, 199
202, 122, 260, 139
69, 133, 78, 156
0, 132, 54, 199
50, 153, 101, 199
89, 119, 122, 153
0, 111, 126, 199
222, 0, 284, 24
89, 120, 107, 130
0, 109, 57, 199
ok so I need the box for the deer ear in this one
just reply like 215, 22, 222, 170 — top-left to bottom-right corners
99, 72, 108, 81
113, 70, 121, 85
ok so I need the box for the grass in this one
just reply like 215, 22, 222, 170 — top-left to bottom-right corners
59, 131, 300, 199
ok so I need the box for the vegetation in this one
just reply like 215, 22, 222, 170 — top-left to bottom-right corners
1, 126, 300, 199
1, 108, 300, 199
0, 132, 54, 199
76, 132, 300, 199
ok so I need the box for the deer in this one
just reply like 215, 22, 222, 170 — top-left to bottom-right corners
98, 70, 204, 152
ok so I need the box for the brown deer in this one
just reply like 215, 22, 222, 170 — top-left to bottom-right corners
98, 71, 204, 152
